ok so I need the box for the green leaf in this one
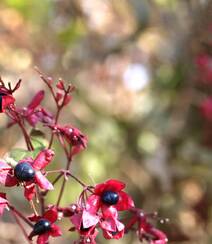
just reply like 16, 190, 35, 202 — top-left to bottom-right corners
10, 148, 33, 162
9, 147, 43, 162
30, 129, 48, 150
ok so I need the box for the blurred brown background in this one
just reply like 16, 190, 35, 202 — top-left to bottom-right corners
0, 0, 212, 243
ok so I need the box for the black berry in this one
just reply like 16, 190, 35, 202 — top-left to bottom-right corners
101, 191, 119, 205
80, 224, 91, 232
14, 162, 35, 182
70, 134, 80, 145
33, 219, 51, 235
0, 93, 6, 112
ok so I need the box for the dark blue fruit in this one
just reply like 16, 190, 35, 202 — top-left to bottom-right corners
14, 162, 35, 182
0, 93, 6, 112
33, 219, 51, 235
101, 191, 119, 205
80, 224, 91, 232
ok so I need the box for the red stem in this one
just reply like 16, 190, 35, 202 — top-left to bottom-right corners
52, 172, 63, 185
10, 210, 32, 244
9, 205, 33, 227
48, 107, 61, 149
18, 120, 34, 151
48, 88, 70, 149
66, 172, 93, 191
56, 156, 72, 207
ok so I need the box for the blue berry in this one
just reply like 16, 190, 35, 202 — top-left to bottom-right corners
0, 93, 6, 112
33, 219, 51, 235
80, 224, 90, 232
101, 191, 119, 205
14, 162, 35, 182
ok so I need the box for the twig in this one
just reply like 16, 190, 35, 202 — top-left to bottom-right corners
10, 210, 32, 244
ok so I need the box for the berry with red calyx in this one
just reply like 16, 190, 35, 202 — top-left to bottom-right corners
0, 93, 6, 111
0, 92, 15, 112
80, 224, 91, 232
28, 208, 62, 243
14, 162, 35, 182
101, 191, 119, 205
32, 219, 51, 235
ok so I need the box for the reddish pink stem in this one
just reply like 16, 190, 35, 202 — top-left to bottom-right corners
10, 210, 32, 244
9, 205, 33, 227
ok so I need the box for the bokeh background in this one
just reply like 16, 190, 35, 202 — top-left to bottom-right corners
0, 0, 212, 243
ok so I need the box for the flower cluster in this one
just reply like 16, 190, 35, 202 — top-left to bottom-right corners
60, 179, 167, 244
0, 72, 167, 244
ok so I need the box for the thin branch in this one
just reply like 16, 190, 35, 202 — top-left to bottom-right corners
10, 210, 32, 244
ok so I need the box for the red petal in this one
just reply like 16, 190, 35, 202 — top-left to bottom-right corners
37, 233, 49, 244
95, 179, 125, 195
35, 171, 54, 190
71, 145, 84, 156
102, 228, 124, 240
0, 161, 10, 169
94, 183, 107, 195
70, 213, 82, 230
116, 191, 134, 211
82, 210, 99, 228
0, 193, 7, 202
86, 195, 101, 214
101, 205, 118, 219
44, 208, 58, 223
2, 95, 15, 112
56, 80, 65, 90
100, 218, 117, 232
32, 149, 54, 170
49, 224, 62, 237
27, 90, 45, 110
0, 193, 8, 216
0, 162, 18, 186
24, 183, 36, 201
116, 219, 125, 231
0, 203, 7, 216
26, 113, 40, 127
55, 92, 63, 102
28, 214, 41, 222
63, 95, 72, 105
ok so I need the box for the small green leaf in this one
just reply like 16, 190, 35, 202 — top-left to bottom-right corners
10, 148, 32, 162
9, 147, 43, 162
30, 129, 48, 150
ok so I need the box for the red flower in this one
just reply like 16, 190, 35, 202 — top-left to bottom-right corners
28, 207, 62, 244
126, 210, 168, 244
0, 77, 21, 113
0, 87, 15, 113
48, 124, 88, 155
0, 193, 8, 216
70, 209, 99, 244
0, 149, 54, 200
137, 215, 168, 244
71, 209, 99, 232
100, 214, 125, 240
8, 90, 54, 127
86, 179, 134, 219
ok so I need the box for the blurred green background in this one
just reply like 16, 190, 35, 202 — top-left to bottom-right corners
0, 0, 212, 243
